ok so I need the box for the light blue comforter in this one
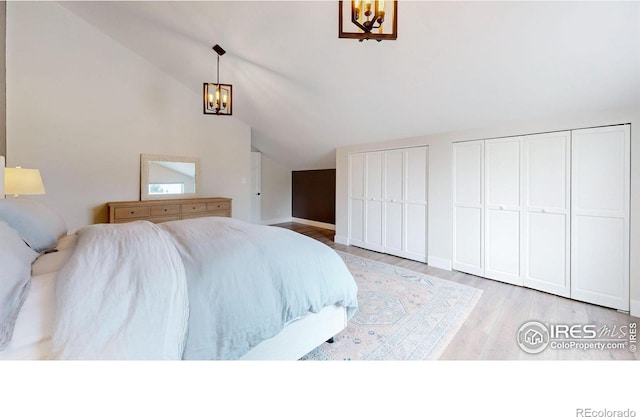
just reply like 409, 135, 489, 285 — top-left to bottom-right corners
159, 217, 358, 360
52, 217, 358, 360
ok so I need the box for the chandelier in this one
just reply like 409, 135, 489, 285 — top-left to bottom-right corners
338, 1, 398, 42
203, 44, 232, 116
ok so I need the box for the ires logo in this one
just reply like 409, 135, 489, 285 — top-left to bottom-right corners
517, 321, 637, 354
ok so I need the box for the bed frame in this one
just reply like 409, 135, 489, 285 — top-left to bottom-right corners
241, 304, 345, 360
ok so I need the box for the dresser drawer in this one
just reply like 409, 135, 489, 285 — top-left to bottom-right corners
182, 203, 207, 214
115, 206, 151, 220
207, 201, 231, 211
151, 205, 181, 217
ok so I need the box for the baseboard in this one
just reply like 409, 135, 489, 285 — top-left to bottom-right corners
334, 235, 349, 245
427, 256, 452, 271
262, 217, 293, 226
292, 217, 336, 231
630, 300, 640, 318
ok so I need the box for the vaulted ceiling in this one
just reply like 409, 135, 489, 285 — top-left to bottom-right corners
61, 1, 640, 170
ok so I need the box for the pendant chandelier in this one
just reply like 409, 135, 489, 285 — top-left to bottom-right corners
203, 44, 232, 116
338, 0, 398, 42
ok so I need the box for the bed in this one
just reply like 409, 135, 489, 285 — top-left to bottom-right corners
0, 156, 358, 360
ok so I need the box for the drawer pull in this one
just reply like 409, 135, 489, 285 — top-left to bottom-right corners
164, 209, 168, 212
130, 211, 135, 214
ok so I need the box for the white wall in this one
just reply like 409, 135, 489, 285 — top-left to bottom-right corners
6, 2, 251, 232
259, 152, 292, 225
336, 105, 640, 317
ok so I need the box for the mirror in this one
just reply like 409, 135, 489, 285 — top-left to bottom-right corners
140, 154, 201, 200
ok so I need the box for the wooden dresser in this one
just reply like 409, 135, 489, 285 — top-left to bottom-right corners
107, 197, 232, 224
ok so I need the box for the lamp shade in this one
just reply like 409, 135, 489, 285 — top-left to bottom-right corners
4, 167, 46, 196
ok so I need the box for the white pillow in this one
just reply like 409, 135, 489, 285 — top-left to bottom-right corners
0, 220, 39, 350
0, 198, 68, 253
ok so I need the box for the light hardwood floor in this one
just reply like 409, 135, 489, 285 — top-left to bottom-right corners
275, 222, 639, 360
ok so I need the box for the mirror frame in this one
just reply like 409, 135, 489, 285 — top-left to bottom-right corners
140, 154, 201, 201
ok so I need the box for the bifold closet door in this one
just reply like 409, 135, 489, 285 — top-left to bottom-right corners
380, 147, 428, 262
522, 132, 571, 297
571, 125, 630, 311
452, 141, 484, 276
484, 137, 523, 286
383, 147, 428, 262
404, 147, 428, 262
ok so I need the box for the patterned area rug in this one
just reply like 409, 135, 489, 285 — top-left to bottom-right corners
301, 251, 483, 360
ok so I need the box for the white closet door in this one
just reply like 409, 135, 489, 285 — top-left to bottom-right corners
404, 146, 428, 262
484, 137, 523, 286
384, 149, 404, 258
364, 152, 385, 252
453, 141, 484, 276
522, 131, 571, 297
348, 153, 366, 247
571, 125, 630, 311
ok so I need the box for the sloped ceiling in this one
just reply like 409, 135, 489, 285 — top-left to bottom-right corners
60, 1, 640, 170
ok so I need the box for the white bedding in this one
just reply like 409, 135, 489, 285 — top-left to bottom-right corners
0, 235, 76, 360
51, 222, 189, 359
2, 217, 358, 360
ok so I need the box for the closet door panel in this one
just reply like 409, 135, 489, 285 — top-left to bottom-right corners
571, 125, 630, 311
348, 153, 366, 247
484, 138, 522, 285
384, 150, 404, 254
366, 152, 384, 200
485, 140, 520, 208
526, 212, 568, 290
452, 142, 484, 276
522, 132, 570, 297
454, 143, 483, 205
404, 147, 428, 262
349, 199, 365, 245
365, 200, 384, 251
384, 202, 403, 255
350, 153, 365, 199
485, 209, 521, 283
573, 216, 625, 298
406, 203, 427, 262
406, 147, 428, 202
454, 207, 483, 269
384, 150, 403, 201
574, 133, 626, 214
526, 135, 567, 210
364, 152, 384, 252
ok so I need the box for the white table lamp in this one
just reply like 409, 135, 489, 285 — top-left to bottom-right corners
4, 166, 46, 197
